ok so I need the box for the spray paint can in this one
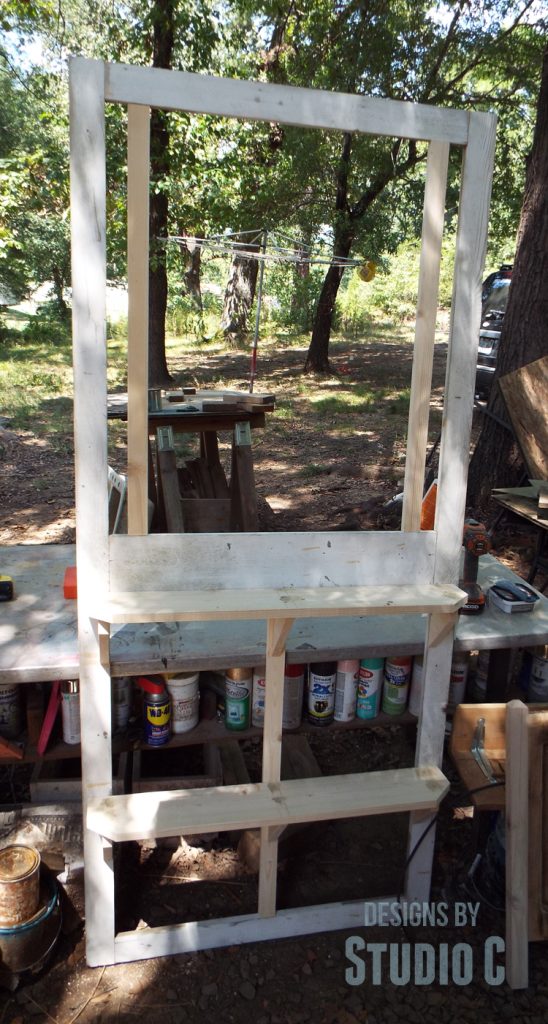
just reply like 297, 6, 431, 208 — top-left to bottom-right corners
137, 676, 171, 746
334, 660, 359, 722
112, 676, 132, 732
382, 656, 412, 716
528, 645, 548, 702
356, 658, 384, 719
0, 685, 22, 739
307, 662, 336, 726
408, 656, 424, 717
225, 668, 251, 730
61, 680, 81, 745
449, 652, 470, 708
252, 666, 266, 728
283, 664, 305, 730
473, 650, 490, 702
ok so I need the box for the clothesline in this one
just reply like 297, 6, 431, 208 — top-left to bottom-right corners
168, 231, 362, 269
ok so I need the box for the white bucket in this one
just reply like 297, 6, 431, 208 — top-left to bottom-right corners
166, 673, 200, 733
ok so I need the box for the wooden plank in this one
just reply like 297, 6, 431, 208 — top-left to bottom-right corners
114, 897, 395, 961
181, 499, 231, 532
127, 103, 150, 536
240, 736, 323, 873
92, 583, 466, 625
499, 356, 548, 481
109, 531, 438, 591
402, 141, 449, 532
258, 618, 288, 916
104, 62, 469, 145
434, 111, 497, 584
87, 764, 449, 842
185, 457, 216, 498
200, 432, 230, 498
230, 430, 259, 531
218, 742, 251, 787
405, 611, 456, 902
506, 699, 529, 989
69, 55, 116, 968
527, 709, 548, 942
157, 448, 185, 532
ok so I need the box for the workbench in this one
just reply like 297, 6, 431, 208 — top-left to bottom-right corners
2, 544, 547, 689
492, 484, 548, 588
108, 389, 275, 532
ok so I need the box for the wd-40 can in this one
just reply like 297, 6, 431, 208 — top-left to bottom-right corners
137, 676, 171, 746
307, 662, 336, 726
225, 668, 252, 730
356, 658, 384, 719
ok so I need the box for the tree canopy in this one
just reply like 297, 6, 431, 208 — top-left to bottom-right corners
0, 0, 546, 370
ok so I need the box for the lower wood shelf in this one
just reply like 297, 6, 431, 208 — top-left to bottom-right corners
0, 711, 418, 765
87, 764, 450, 842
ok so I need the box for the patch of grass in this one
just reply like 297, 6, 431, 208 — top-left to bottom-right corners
385, 387, 411, 415
310, 386, 379, 415
273, 400, 294, 421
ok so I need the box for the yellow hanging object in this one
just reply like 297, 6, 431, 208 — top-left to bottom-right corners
358, 260, 376, 282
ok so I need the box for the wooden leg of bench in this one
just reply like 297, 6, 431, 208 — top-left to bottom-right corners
506, 699, 529, 990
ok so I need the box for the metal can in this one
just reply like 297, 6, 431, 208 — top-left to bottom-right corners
0, 846, 41, 926
252, 666, 266, 728
283, 664, 305, 730
225, 668, 251, 731
449, 652, 469, 708
356, 658, 384, 719
112, 676, 132, 732
142, 685, 171, 746
381, 656, 412, 716
0, 685, 22, 739
306, 662, 336, 726
408, 656, 423, 717
334, 660, 359, 722
529, 646, 548, 702
61, 680, 81, 744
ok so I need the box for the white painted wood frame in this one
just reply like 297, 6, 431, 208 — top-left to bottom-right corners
69, 55, 496, 966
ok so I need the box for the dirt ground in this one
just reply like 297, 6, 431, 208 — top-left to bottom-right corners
0, 333, 546, 1022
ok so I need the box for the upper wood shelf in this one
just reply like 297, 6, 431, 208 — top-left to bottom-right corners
92, 583, 467, 625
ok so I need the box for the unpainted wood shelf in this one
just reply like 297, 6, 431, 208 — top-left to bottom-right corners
93, 583, 467, 625
87, 764, 450, 842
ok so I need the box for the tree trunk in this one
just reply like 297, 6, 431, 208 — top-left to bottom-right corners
303, 135, 420, 374
179, 238, 203, 312
220, 239, 260, 340
148, 0, 174, 387
303, 235, 352, 372
51, 265, 69, 319
305, 132, 353, 373
468, 47, 548, 508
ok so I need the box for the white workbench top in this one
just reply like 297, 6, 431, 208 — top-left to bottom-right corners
1, 544, 546, 683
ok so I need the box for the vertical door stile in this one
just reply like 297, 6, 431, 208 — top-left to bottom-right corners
70, 56, 115, 966
402, 141, 450, 533
127, 104, 151, 536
